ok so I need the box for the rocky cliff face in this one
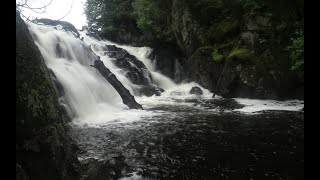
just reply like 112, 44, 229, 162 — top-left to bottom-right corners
168, 1, 304, 99
171, 0, 203, 57
16, 11, 80, 180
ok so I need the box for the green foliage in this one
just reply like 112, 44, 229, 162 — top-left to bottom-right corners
84, 0, 105, 28
228, 48, 255, 60
101, 26, 118, 37
287, 25, 304, 71
212, 49, 224, 62
132, 0, 174, 43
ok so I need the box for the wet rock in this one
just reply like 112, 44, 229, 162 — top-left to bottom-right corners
190, 86, 203, 95
81, 156, 131, 180
104, 45, 167, 97
105, 45, 118, 52
135, 85, 165, 97
32, 18, 80, 38
17, 11, 80, 180
208, 98, 245, 110
106, 45, 153, 86
48, 69, 64, 98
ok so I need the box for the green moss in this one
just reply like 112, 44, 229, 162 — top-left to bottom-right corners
227, 48, 271, 78
228, 48, 255, 60
212, 49, 224, 62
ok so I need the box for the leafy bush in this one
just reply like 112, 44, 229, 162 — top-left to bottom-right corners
212, 49, 224, 62
132, 0, 174, 43
287, 27, 304, 70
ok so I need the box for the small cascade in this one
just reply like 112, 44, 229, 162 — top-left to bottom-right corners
26, 20, 211, 124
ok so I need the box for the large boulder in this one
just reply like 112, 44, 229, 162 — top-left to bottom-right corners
16, 11, 80, 180
134, 85, 165, 97
190, 86, 203, 95
105, 45, 153, 86
104, 45, 167, 97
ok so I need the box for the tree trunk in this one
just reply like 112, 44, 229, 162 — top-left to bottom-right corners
91, 59, 143, 110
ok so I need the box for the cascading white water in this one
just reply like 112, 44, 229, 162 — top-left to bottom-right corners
26, 21, 205, 125
26, 22, 138, 124
26, 21, 303, 127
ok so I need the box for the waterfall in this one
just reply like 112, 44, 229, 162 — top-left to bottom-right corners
26, 21, 213, 125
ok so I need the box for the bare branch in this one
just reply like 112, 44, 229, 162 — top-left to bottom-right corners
55, 0, 75, 21
18, 0, 54, 10
17, 0, 76, 23
16, 0, 53, 18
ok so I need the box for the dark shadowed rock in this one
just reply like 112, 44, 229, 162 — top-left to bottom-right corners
103, 45, 168, 97
105, 45, 118, 52
134, 85, 165, 97
48, 69, 74, 122
16, 11, 80, 180
81, 155, 131, 180
105, 45, 153, 86
91, 59, 143, 109
190, 86, 203, 95
16, 164, 29, 180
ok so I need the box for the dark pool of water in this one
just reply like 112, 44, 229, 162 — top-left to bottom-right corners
70, 99, 304, 180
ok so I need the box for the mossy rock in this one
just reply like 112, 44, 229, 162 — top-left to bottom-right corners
228, 48, 263, 69
228, 48, 255, 60
16, 11, 80, 180
191, 46, 216, 61
16, 11, 62, 132
207, 19, 240, 42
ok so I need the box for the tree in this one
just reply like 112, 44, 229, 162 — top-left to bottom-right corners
16, 0, 75, 22
16, 0, 54, 20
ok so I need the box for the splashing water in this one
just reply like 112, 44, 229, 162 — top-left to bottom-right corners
27, 22, 303, 127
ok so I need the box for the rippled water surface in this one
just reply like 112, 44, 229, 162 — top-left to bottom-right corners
69, 97, 304, 180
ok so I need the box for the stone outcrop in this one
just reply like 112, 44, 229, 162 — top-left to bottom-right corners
190, 86, 203, 95
32, 18, 80, 38
104, 45, 165, 97
16, 11, 80, 180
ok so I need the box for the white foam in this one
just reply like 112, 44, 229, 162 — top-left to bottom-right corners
119, 172, 149, 180
233, 98, 304, 113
